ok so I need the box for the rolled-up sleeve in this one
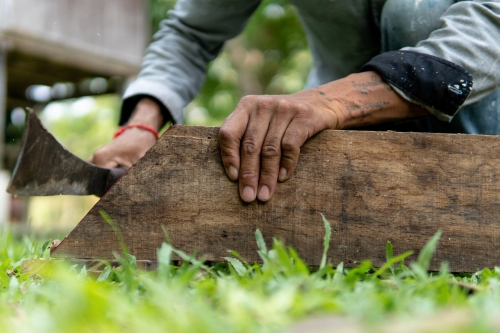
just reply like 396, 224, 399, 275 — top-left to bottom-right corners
362, 1, 500, 122
121, 0, 261, 125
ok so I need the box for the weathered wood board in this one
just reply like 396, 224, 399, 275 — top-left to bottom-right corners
52, 126, 500, 272
0, 0, 149, 75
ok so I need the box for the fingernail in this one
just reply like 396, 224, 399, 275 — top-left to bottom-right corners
278, 167, 287, 181
228, 166, 238, 180
242, 186, 255, 202
258, 186, 270, 202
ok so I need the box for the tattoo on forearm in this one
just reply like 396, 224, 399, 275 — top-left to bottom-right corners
345, 104, 358, 118
318, 91, 333, 102
367, 101, 390, 110
344, 101, 390, 119
351, 75, 393, 94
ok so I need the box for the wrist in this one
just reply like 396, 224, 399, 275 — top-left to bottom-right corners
316, 72, 429, 129
113, 124, 159, 140
127, 98, 164, 131
326, 99, 349, 130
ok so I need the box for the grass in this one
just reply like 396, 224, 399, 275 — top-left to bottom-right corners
1, 217, 500, 333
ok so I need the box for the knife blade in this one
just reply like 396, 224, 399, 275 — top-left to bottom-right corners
6, 109, 127, 197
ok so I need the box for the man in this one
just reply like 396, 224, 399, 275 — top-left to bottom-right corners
90, 0, 500, 203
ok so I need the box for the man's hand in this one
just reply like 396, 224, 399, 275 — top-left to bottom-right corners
219, 91, 340, 203
89, 98, 164, 168
219, 71, 429, 203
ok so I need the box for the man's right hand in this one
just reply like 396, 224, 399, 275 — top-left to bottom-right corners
219, 71, 429, 203
89, 98, 164, 169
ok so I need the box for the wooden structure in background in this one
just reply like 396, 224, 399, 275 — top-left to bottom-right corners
0, 0, 149, 161
0, 0, 150, 223
52, 127, 500, 272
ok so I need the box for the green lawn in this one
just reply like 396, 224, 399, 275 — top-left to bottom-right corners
1, 217, 500, 333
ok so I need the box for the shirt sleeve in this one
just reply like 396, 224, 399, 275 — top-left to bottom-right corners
362, 1, 500, 122
120, 0, 261, 125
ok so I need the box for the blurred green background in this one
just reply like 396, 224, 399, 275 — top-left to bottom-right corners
28, 0, 312, 232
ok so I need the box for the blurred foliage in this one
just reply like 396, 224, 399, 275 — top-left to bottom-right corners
40, 95, 121, 160
148, 0, 177, 32
149, 0, 312, 125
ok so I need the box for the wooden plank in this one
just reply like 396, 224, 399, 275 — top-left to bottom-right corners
6, 52, 126, 103
2, 30, 140, 77
0, 0, 149, 70
6, 97, 33, 110
52, 126, 500, 272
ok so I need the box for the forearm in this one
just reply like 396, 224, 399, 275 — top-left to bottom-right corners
313, 71, 429, 129
120, 0, 260, 126
126, 98, 164, 132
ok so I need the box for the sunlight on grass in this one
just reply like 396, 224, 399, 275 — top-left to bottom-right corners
2, 219, 500, 333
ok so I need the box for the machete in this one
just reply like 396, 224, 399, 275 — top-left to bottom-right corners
6, 109, 127, 197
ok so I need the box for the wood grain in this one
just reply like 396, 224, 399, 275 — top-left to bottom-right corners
52, 126, 500, 272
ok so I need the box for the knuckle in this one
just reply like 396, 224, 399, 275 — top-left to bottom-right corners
239, 170, 257, 183
261, 144, 281, 159
239, 95, 257, 105
259, 163, 278, 177
218, 126, 235, 142
276, 99, 293, 113
219, 145, 238, 160
257, 96, 276, 110
296, 103, 310, 114
281, 136, 300, 153
259, 170, 276, 179
91, 149, 108, 162
241, 140, 258, 155
281, 146, 299, 166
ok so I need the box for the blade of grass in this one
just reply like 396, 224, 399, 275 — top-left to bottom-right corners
255, 229, 267, 254
416, 230, 443, 272
320, 214, 332, 269
373, 251, 413, 278
386, 241, 393, 262
97, 266, 112, 282
224, 257, 247, 277
100, 210, 129, 256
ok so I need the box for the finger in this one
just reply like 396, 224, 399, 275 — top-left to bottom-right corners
218, 96, 255, 181
89, 149, 120, 169
238, 96, 276, 202
93, 158, 120, 169
279, 109, 313, 182
257, 99, 295, 202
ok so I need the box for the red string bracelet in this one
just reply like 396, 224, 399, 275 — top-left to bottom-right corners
113, 124, 159, 140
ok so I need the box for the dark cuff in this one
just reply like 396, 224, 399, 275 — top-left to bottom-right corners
119, 94, 173, 126
360, 50, 473, 120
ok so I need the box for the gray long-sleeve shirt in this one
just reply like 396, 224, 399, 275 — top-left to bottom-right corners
121, 0, 500, 125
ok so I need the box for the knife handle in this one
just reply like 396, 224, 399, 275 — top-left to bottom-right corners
103, 167, 128, 195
